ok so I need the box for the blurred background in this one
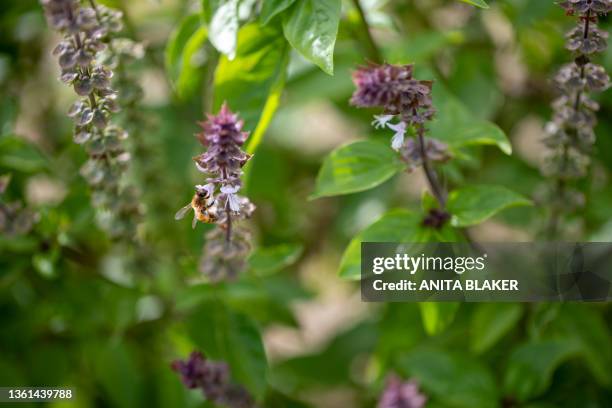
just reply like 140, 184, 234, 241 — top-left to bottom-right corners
1, 0, 611, 407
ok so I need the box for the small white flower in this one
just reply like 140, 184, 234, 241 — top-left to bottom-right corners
371, 114, 394, 129
388, 121, 407, 151
545, 122, 559, 135
221, 185, 241, 212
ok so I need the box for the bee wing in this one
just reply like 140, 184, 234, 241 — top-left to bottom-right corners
174, 204, 192, 220
192, 212, 198, 229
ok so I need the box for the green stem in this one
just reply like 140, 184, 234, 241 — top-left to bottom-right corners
351, 0, 383, 63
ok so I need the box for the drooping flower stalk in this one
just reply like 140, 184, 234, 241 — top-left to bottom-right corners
177, 104, 255, 281
377, 375, 427, 408
41, 0, 141, 239
171, 351, 256, 408
351, 63, 451, 226
543, 1, 611, 236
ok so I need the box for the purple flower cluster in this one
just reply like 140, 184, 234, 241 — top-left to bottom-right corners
191, 104, 255, 281
350, 64, 448, 169
41, 0, 141, 238
171, 351, 255, 408
559, 0, 611, 15
543, 2, 610, 183
351, 64, 434, 118
351, 63, 451, 226
378, 375, 427, 408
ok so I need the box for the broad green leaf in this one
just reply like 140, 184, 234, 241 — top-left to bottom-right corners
504, 340, 581, 402
310, 140, 405, 199
270, 322, 377, 389
471, 303, 523, 354
339, 209, 432, 280
429, 82, 512, 155
214, 23, 289, 152
282, 0, 341, 75
176, 281, 300, 326
447, 185, 532, 227
399, 349, 498, 408
209, 0, 239, 58
90, 342, 143, 408
176, 26, 209, 98
225, 282, 299, 327
459, 0, 489, 8
248, 243, 303, 276
187, 301, 268, 399
555, 304, 612, 386
418, 302, 459, 336
164, 14, 208, 98
154, 360, 190, 408
174, 283, 216, 312
0, 135, 47, 173
166, 16, 201, 73
260, 0, 298, 25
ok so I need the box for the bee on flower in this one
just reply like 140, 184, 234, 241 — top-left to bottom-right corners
177, 103, 255, 281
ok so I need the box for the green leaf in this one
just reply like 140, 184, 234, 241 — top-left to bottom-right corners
176, 280, 301, 327
339, 209, 432, 280
164, 14, 210, 98
214, 23, 289, 152
471, 303, 523, 354
282, 0, 341, 75
418, 302, 459, 336
447, 185, 532, 227
429, 82, 511, 155
504, 340, 581, 402
165, 14, 201, 77
459, 0, 490, 8
399, 349, 498, 408
555, 304, 612, 386
270, 322, 377, 390
90, 342, 143, 408
0, 135, 47, 173
248, 243, 303, 276
209, 0, 239, 58
260, 0, 298, 25
187, 301, 268, 399
177, 27, 209, 99
311, 140, 405, 199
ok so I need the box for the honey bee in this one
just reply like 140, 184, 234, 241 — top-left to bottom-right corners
175, 185, 218, 228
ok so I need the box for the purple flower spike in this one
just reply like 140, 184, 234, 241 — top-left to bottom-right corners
171, 351, 255, 408
378, 375, 427, 408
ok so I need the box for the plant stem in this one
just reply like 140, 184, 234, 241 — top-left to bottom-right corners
87, 0, 101, 21
416, 121, 480, 249
416, 124, 446, 207
225, 202, 232, 245
351, 0, 383, 63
